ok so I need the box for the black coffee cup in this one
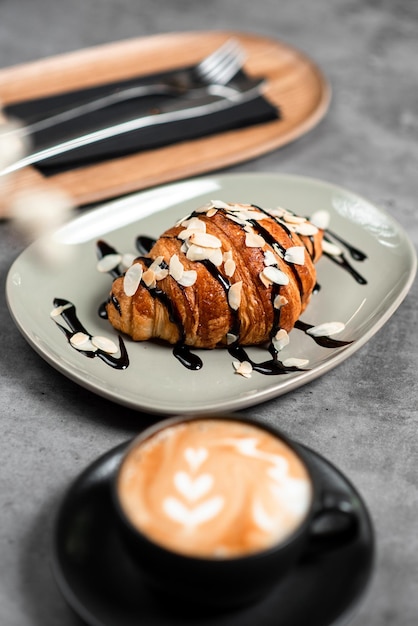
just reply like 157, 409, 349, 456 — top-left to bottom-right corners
112, 414, 359, 610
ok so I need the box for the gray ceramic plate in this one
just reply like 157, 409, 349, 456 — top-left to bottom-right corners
6, 173, 417, 415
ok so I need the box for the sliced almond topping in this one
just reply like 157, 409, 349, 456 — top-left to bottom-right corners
282, 213, 306, 224
224, 258, 236, 277
272, 329, 289, 352
226, 332, 238, 345
121, 252, 136, 269
233, 360, 253, 378
307, 321, 346, 337
284, 246, 305, 265
189, 232, 222, 248
228, 281, 243, 310
169, 254, 184, 281
148, 256, 164, 272
180, 216, 206, 232
225, 213, 246, 225
206, 207, 218, 217
70, 332, 97, 352
260, 266, 289, 286
264, 250, 277, 266
321, 240, 342, 256
96, 253, 122, 273
194, 202, 213, 214
124, 263, 143, 296
267, 206, 286, 218
208, 247, 223, 266
273, 294, 288, 309
310, 210, 330, 230
50, 302, 72, 317
154, 267, 169, 281
91, 335, 118, 354
186, 244, 210, 262
177, 270, 197, 287
142, 268, 156, 288
294, 222, 319, 236
282, 357, 309, 368
245, 229, 265, 248
211, 199, 230, 209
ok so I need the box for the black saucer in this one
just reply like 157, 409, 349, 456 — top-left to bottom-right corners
51, 442, 374, 626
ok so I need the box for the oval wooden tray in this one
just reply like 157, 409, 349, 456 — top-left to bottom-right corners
0, 31, 331, 207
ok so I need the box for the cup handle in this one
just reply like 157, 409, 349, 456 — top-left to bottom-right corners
307, 490, 360, 554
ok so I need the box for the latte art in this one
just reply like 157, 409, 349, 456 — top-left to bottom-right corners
117, 420, 313, 558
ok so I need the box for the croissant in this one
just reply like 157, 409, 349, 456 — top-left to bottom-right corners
105, 201, 324, 352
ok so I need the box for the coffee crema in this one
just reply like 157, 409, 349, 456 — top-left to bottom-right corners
117, 419, 313, 558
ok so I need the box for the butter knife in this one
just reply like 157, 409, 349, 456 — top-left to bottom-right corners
1, 81, 265, 176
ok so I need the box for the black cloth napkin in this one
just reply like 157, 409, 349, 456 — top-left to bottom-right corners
5, 65, 279, 175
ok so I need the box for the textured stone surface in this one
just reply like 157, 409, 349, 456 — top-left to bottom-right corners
0, 1, 417, 624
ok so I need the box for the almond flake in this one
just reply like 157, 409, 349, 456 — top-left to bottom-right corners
267, 206, 286, 218
282, 212, 306, 224
307, 321, 346, 337
154, 268, 169, 281
233, 360, 253, 378
322, 240, 342, 256
284, 246, 305, 265
224, 258, 236, 277
245, 230, 265, 248
194, 203, 213, 214
148, 256, 164, 272
294, 222, 319, 236
121, 252, 136, 269
177, 270, 197, 287
211, 199, 230, 209
169, 254, 184, 281
70, 332, 97, 352
142, 269, 156, 288
225, 213, 246, 225
272, 329, 289, 352
180, 217, 206, 232
206, 207, 218, 217
50, 303, 72, 317
91, 335, 118, 354
264, 250, 277, 266
96, 253, 122, 273
226, 332, 238, 345
273, 294, 288, 309
189, 232, 222, 248
124, 263, 143, 296
223, 250, 233, 262
282, 357, 309, 368
209, 248, 223, 266
228, 281, 243, 310
310, 210, 330, 230
186, 244, 211, 262
261, 266, 289, 286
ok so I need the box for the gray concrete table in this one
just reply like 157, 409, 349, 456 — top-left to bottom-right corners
1, 1, 417, 625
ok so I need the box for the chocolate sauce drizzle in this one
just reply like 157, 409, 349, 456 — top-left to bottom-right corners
52, 297, 129, 369
55, 205, 368, 375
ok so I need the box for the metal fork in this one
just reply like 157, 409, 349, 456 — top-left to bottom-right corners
14, 38, 247, 136
0, 39, 255, 175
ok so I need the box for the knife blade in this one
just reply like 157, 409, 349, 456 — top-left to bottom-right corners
1, 81, 265, 176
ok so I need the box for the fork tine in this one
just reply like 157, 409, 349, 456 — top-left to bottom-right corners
205, 49, 246, 84
197, 39, 246, 84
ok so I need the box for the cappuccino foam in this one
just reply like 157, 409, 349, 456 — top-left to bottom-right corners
117, 419, 312, 558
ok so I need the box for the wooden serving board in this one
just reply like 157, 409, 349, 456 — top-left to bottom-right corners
0, 30, 331, 207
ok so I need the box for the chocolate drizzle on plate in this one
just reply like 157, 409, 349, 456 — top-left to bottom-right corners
51, 298, 129, 369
